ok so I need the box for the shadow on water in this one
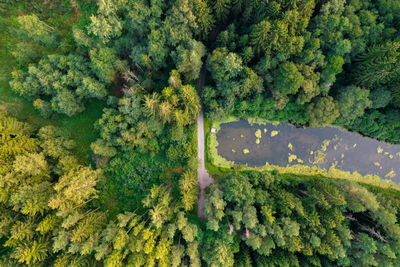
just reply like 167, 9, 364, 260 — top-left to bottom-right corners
216, 120, 400, 183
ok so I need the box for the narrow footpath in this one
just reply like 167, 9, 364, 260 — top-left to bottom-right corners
196, 63, 214, 219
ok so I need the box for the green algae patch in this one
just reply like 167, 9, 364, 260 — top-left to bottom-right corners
377, 146, 383, 154
240, 134, 244, 138
256, 139, 260, 144
271, 130, 279, 137
255, 129, 262, 138
232, 149, 236, 153
243, 148, 250, 154
264, 128, 267, 133
386, 170, 396, 178
288, 143, 293, 151
247, 117, 270, 125
313, 151, 327, 164
320, 140, 331, 152
288, 154, 297, 163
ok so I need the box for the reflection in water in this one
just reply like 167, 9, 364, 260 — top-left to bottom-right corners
216, 120, 400, 183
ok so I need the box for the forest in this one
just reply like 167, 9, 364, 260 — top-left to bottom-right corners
1, 0, 400, 266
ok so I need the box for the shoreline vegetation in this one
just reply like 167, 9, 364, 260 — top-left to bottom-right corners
207, 117, 400, 190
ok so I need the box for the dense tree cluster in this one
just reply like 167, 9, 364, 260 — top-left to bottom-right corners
0, 114, 201, 266
10, 54, 107, 116
205, 170, 400, 266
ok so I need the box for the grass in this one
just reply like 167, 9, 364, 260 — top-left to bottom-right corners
204, 117, 233, 180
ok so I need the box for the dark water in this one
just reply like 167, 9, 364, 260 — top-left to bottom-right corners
216, 120, 400, 183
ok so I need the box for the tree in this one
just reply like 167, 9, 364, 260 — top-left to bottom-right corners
87, 0, 126, 42
52, 90, 85, 116
49, 166, 102, 215
17, 14, 55, 47
223, 172, 255, 207
172, 39, 206, 81
33, 99, 52, 118
273, 62, 304, 96
306, 96, 340, 126
10, 54, 104, 116
90, 139, 117, 158
193, 0, 215, 38
213, 0, 232, 23
369, 86, 392, 109
89, 46, 119, 83
352, 42, 400, 88
320, 55, 344, 93
11, 42, 40, 66
179, 170, 198, 211
336, 85, 372, 124
12, 239, 50, 265
147, 29, 169, 70
77, 77, 107, 99
250, 20, 271, 54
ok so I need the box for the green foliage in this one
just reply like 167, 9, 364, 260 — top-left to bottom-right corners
0, 114, 102, 265
336, 85, 372, 125
4, 0, 400, 266
352, 42, 400, 88
273, 62, 304, 96
205, 170, 400, 265
172, 39, 206, 81
10, 54, 107, 116
97, 152, 164, 215
89, 46, 120, 83
17, 14, 55, 47
306, 96, 340, 126
369, 86, 392, 109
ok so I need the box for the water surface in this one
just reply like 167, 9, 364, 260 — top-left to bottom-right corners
216, 120, 400, 183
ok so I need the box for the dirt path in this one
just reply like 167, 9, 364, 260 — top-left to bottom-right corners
197, 62, 214, 219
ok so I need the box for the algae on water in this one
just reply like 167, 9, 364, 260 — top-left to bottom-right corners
255, 129, 262, 138
288, 143, 293, 151
271, 130, 279, 137
385, 170, 396, 178
288, 154, 297, 163
243, 148, 250, 154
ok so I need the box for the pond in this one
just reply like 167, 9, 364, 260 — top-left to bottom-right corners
216, 120, 400, 184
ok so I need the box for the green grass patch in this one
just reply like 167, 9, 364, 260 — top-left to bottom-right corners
204, 117, 232, 180
53, 100, 107, 161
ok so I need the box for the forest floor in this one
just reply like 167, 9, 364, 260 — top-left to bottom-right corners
197, 63, 214, 219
